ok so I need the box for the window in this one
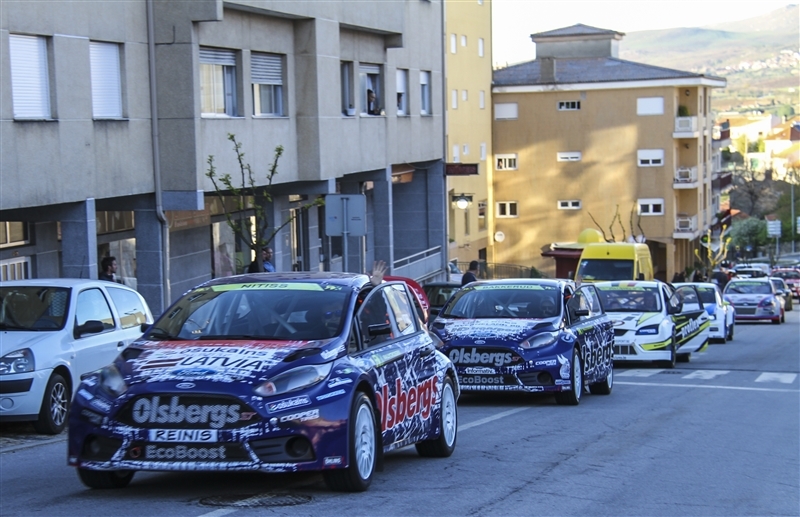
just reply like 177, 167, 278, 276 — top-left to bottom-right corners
464, 207, 471, 236
200, 47, 237, 116
478, 38, 485, 57
496, 201, 518, 218
494, 103, 518, 120
9, 34, 51, 119
420, 71, 431, 115
107, 287, 148, 329
0, 221, 29, 248
638, 149, 664, 167
360, 64, 382, 115
558, 200, 582, 210
89, 41, 122, 118
385, 284, 417, 335
478, 201, 487, 230
557, 101, 580, 111
452, 145, 460, 163
461, 35, 467, 47
358, 289, 395, 347
480, 143, 486, 160
557, 152, 582, 162
450, 34, 457, 54
495, 154, 517, 170
462, 144, 469, 155
341, 61, 354, 115
637, 97, 664, 115
0, 257, 30, 281
451, 89, 458, 109
252, 53, 284, 116
462, 90, 468, 101
638, 198, 664, 215
396, 69, 408, 115
76, 289, 115, 331
479, 90, 485, 109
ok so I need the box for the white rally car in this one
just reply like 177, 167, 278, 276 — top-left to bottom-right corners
594, 281, 710, 368
674, 282, 735, 342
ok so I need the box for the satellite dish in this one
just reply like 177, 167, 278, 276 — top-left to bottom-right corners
494, 231, 506, 243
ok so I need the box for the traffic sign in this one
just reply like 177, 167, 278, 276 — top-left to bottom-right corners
766, 220, 781, 237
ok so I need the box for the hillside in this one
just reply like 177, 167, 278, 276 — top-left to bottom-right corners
619, 5, 799, 114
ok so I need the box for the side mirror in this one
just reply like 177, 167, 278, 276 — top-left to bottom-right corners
667, 302, 683, 315
140, 322, 152, 333
368, 323, 392, 336
75, 320, 105, 338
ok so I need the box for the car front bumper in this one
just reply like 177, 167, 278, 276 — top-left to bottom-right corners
0, 369, 53, 420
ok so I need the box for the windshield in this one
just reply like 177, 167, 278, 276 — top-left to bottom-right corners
441, 284, 561, 319
148, 282, 351, 341
577, 259, 634, 281
696, 287, 718, 304
724, 282, 772, 295
0, 286, 71, 331
424, 285, 460, 307
596, 285, 661, 312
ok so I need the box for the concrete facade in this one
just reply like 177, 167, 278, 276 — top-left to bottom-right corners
0, 0, 447, 315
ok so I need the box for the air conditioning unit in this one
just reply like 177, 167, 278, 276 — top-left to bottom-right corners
677, 218, 693, 231
676, 167, 692, 181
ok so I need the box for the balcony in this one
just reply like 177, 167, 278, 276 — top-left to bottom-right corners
392, 246, 443, 282
673, 116, 699, 138
673, 214, 698, 239
674, 166, 699, 189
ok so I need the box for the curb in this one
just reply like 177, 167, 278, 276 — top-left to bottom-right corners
0, 435, 67, 454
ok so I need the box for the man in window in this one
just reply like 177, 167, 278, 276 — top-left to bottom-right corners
367, 89, 380, 115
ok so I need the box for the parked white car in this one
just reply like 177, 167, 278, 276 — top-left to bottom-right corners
674, 282, 735, 342
0, 279, 153, 434
448, 262, 463, 284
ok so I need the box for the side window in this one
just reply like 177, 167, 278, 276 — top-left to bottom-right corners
357, 287, 396, 348
384, 284, 418, 336
75, 288, 115, 331
582, 286, 603, 317
566, 286, 601, 324
106, 287, 148, 329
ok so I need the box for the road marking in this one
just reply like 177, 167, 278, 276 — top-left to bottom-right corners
197, 509, 237, 517
682, 370, 730, 380
459, 407, 529, 431
755, 372, 797, 384
617, 381, 798, 393
616, 369, 664, 377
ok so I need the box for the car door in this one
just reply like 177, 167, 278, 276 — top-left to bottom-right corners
105, 285, 152, 346
71, 287, 123, 388
567, 285, 613, 385
668, 285, 710, 354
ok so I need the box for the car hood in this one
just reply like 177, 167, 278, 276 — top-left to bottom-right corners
118, 339, 342, 384
0, 331, 59, 357
605, 311, 662, 330
432, 317, 556, 345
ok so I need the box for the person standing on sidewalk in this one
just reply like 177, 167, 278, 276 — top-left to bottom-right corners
461, 260, 479, 286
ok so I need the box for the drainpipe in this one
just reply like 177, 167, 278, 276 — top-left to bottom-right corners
147, 0, 171, 309
440, 0, 449, 280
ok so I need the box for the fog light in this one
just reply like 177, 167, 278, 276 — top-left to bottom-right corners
285, 437, 311, 458
537, 371, 553, 385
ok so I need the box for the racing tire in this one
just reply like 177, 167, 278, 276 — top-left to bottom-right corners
677, 353, 691, 363
781, 311, 785, 323
726, 324, 734, 341
416, 376, 457, 458
33, 373, 69, 435
77, 468, 135, 489
588, 362, 613, 395
323, 392, 377, 492
554, 348, 582, 406
659, 341, 676, 369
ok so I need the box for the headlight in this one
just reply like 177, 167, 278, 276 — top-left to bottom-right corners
254, 362, 332, 397
99, 364, 128, 398
0, 349, 35, 375
758, 297, 777, 308
636, 325, 660, 336
520, 331, 558, 349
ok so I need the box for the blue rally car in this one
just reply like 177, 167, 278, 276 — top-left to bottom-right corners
429, 279, 613, 405
68, 273, 458, 492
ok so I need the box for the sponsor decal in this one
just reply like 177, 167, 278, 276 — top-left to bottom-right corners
473, 340, 486, 345
81, 409, 104, 425
279, 409, 319, 423
677, 317, 702, 340
131, 396, 252, 429
268, 396, 311, 413
327, 377, 353, 388
148, 429, 218, 442
555, 379, 571, 385
139, 444, 228, 460
170, 368, 218, 378
316, 389, 346, 401
324, 456, 343, 466
465, 367, 496, 374
77, 389, 94, 401
528, 386, 545, 392
558, 354, 571, 379
321, 346, 345, 360
460, 375, 504, 385
82, 377, 97, 387
449, 348, 516, 367
89, 397, 112, 413
175, 382, 195, 389
535, 359, 557, 367
375, 377, 438, 431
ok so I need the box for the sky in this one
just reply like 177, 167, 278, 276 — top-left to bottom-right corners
491, 0, 795, 66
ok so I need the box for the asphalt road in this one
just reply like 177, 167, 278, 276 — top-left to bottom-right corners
1, 311, 798, 517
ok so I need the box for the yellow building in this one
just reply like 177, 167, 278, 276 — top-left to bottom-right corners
491, 24, 726, 281
444, 0, 494, 266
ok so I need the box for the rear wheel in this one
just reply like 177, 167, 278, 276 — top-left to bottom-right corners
78, 468, 134, 489
416, 376, 457, 457
588, 362, 613, 395
555, 348, 582, 406
323, 393, 377, 492
34, 373, 69, 435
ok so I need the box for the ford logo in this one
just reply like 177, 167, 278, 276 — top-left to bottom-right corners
474, 339, 486, 344
175, 382, 195, 389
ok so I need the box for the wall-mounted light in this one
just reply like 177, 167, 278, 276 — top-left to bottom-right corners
451, 194, 473, 209
683, 143, 690, 149
684, 89, 690, 97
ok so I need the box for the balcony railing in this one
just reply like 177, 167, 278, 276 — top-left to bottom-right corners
393, 246, 442, 281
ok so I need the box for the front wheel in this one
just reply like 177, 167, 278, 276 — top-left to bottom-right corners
416, 376, 457, 457
659, 341, 676, 369
78, 468, 134, 489
589, 363, 613, 395
323, 393, 377, 492
34, 373, 69, 435
554, 348, 582, 406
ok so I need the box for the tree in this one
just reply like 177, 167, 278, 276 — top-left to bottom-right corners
728, 218, 768, 257
206, 134, 324, 272
729, 165, 780, 218
694, 224, 732, 272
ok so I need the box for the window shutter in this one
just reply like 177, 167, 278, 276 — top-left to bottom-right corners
251, 53, 282, 85
396, 70, 407, 93
90, 42, 122, 118
9, 35, 50, 118
359, 64, 381, 75
420, 71, 430, 86
199, 48, 236, 66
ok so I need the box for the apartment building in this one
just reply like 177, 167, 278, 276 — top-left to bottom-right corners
444, 0, 494, 265
1, 0, 447, 314
491, 24, 726, 280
